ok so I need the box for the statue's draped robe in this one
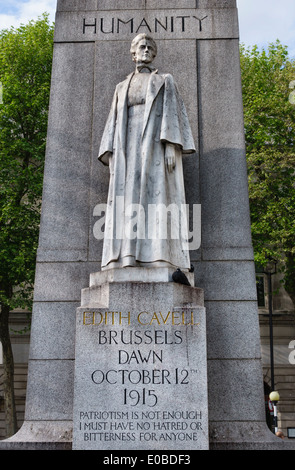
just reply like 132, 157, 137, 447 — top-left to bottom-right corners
98, 71, 196, 269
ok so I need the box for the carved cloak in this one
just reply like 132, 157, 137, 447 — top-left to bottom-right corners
98, 71, 196, 269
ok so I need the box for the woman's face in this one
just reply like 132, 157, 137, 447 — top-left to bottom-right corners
134, 39, 155, 64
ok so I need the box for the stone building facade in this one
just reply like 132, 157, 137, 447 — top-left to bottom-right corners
257, 271, 295, 438
0, 312, 30, 440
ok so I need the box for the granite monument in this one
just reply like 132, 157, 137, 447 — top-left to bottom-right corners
71, 35, 209, 451
1, 0, 294, 451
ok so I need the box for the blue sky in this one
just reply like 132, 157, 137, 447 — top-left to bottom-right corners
237, 0, 295, 58
0, 0, 295, 58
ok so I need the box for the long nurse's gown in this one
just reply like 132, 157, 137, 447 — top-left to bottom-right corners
98, 68, 196, 270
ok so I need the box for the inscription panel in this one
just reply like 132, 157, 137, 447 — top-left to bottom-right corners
72, 306, 208, 450
54, 8, 239, 42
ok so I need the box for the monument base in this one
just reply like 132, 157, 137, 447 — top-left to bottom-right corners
210, 421, 295, 450
2, 422, 295, 450
0, 421, 72, 450
1, 269, 295, 451
72, 268, 209, 450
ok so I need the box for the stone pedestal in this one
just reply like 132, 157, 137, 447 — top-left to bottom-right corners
72, 269, 208, 450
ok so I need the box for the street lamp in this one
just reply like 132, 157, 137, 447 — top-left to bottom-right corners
269, 391, 280, 434
263, 259, 277, 392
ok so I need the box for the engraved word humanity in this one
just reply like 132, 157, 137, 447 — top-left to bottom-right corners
54, 9, 238, 42
82, 14, 208, 36
54, 8, 240, 42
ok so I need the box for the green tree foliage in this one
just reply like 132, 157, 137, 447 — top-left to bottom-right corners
240, 41, 295, 304
0, 14, 54, 437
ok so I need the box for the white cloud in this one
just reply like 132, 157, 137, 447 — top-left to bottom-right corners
0, 0, 56, 30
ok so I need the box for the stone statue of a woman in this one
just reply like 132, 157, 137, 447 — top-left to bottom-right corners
98, 34, 196, 270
